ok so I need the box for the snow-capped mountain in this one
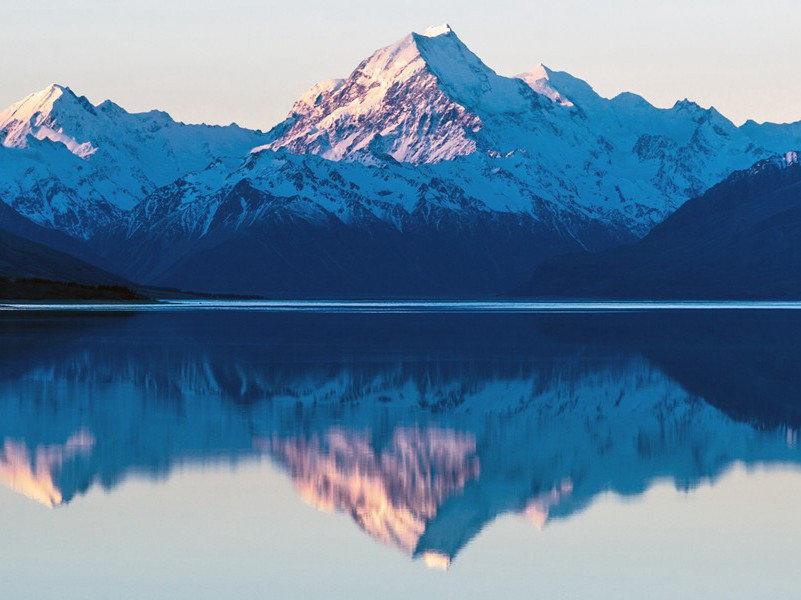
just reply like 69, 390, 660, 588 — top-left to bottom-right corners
0, 84, 268, 238
258, 24, 522, 164
258, 25, 800, 231
2, 25, 801, 295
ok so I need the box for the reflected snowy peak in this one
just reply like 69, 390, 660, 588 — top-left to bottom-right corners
2, 311, 801, 566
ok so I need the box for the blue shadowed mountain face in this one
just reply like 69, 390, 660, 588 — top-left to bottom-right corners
520, 154, 801, 299
1, 310, 800, 566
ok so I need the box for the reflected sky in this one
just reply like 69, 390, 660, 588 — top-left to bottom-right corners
1, 309, 800, 598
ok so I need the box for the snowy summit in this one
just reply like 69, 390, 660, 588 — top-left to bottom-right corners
421, 24, 454, 37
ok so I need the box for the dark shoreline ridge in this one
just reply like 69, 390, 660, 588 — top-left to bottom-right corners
0, 277, 145, 301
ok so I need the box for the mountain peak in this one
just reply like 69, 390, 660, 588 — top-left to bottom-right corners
263, 26, 492, 163
21, 83, 74, 103
1, 83, 96, 121
42, 82, 73, 96
420, 24, 454, 38
516, 65, 574, 107
0, 83, 100, 155
525, 64, 552, 80
3, 84, 72, 119
672, 98, 704, 112
264, 24, 546, 163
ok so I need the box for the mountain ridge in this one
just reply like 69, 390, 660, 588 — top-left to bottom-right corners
2, 25, 801, 296
518, 151, 801, 299
0, 83, 269, 238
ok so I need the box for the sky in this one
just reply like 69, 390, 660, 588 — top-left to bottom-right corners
2, 464, 801, 598
2, 0, 800, 130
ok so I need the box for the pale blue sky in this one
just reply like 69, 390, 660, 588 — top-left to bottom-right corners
2, 464, 801, 598
3, 0, 799, 130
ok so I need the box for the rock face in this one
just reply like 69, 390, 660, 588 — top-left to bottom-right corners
519, 152, 801, 299
2, 26, 801, 295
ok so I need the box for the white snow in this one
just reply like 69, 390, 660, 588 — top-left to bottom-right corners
421, 24, 454, 38
292, 78, 345, 112
0, 83, 269, 234
516, 65, 574, 107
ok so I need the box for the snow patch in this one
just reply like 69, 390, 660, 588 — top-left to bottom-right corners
421, 24, 453, 38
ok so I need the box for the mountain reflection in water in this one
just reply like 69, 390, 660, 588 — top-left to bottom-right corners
1, 310, 800, 568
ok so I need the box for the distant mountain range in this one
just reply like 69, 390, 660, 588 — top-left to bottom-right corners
2, 25, 801, 297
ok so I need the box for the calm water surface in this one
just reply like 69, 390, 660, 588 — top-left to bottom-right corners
1, 306, 800, 598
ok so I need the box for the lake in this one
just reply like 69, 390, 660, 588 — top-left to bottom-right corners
1, 304, 800, 599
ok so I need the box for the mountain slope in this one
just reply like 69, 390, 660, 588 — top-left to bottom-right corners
0, 222, 143, 299
519, 152, 801, 299
0, 226, 123, 284
101, 148, 624, 297
0, 84, 268, 237
0, 198, 145, 298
